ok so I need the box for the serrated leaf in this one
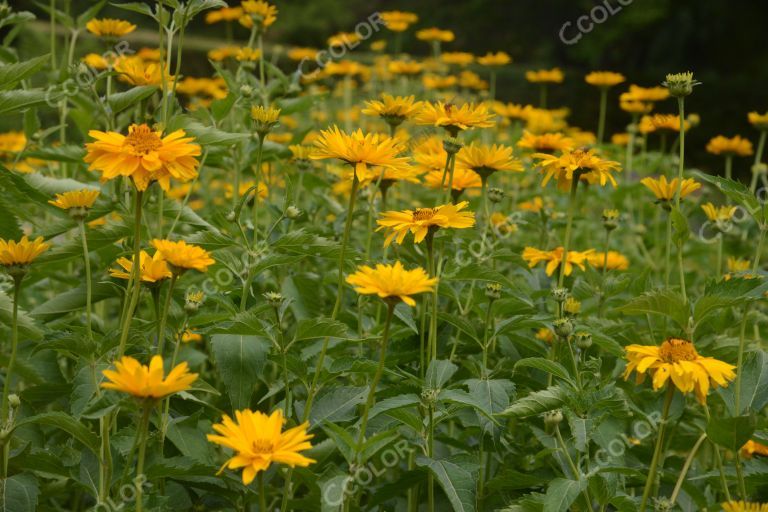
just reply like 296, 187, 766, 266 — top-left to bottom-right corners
616, 288, 689, 328
0, 473, 39, 512
500, 386, 566, 418
706, 414, 757, 452
425, 359, 457, 390
211, 334, 268, 409
416, 456, 475, 512
310, 386, 367, 428
12, 412, 100, 457
670, 206, 689, 245
294, 317, 350, 342
107, 85, 157, 114
543, 478, 585, 512
514, 358, 574, 387
0, 55, 48, 90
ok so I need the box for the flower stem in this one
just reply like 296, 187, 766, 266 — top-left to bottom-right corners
1, 277, 21, 429
750, 130, 767, 193
557, 176, 580, 288
669, 433, 707, 506
724, 155, 733, 181
251, 134, 266, 248
674, 98, 686, 207
117, 190, 144, 358
639, 386, 674, 511
597, 87, 608, 145
704, 404, 732, 502
79, 220, 93, 341
258, 472, 267, 511
135, 403, 153, 512
155, 274, 178, 356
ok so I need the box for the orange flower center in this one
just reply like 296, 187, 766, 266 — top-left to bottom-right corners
413, 207, 438, 222
659, 338, 698, 363
251, 439, 274, 454
125, 124, 162, 154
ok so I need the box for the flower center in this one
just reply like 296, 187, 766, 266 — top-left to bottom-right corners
413, 207, 438, 222
251, 439, 274, 454
124, 124, 162, 155
659, 338, 698, 363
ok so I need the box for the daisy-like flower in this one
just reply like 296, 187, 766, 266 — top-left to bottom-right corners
205, 6, 244, 24
477, 52, 511, 67
623, 84, 670, 103
346, 261, 437, 306
533, 149, 621, 190
251, 105, 280, 133
415, 27, 455, 43
701, 202, 737, 222
310, 126, 411, 180
362, 94, 423, 127
525, 68, 564, 84
722, 502, 768, 512
620, 98, 653, 115
85, 18, 136, 37
748, 112, 768, 131
376, 202, 475, 247
388, 61, 423, 76
379, 11, 418, 32
741, 440, 768, 459
0, 131, 27, 157
416, 101, 495, 136
587, 251, 629, 270
623, 338, 735, 404
519, 196, 547, 213
639, 114, 690, 134
524, 109, 568, 134
287, 47, 319, 61
585, 71, 626, 88
151, 239, 215, 273
441, 52, 475, 67
101, 355, 197, 399
422, 74, 458, 90
663, 71, 700, 98
611, 133, 631, 145
208, 45, 240, 62
423, 167, 482, 196
114, 57, 173, 87
522, 247, 593, 277
641, 176, 701, 202
327, 32, 362, 48
181, 330, 203, 343
517, 131, 574, 153
456, 143, 523, 181
207, 409, 314, 485
84, 124, 201, 191
49, 189, 100, 218
240, 0, 278, 30
0, 236, 50, 268
236, 47, 262, 62
706, 135, 754, 157
109, 250, 172, 284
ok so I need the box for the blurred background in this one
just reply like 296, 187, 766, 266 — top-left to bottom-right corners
8, 0, 768, 176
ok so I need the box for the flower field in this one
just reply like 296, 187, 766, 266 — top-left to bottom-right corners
1, 1, 768, 511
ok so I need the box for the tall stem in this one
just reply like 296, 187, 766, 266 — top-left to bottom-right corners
135, 403, 153, 512
639, 386, 674, 511
1, 279, 21, 424
79, 221, 93, 340
673, 98, 686, 207
597, 88, 608, 145
258, 472, 267, 512
557, 177, 580, 288
155, 274, 178, 356
555, 426, 593, 511
724, 155, 733, 181
117, 190, 144, 357
669, 433, 707, 506
704, 404, 732, 502
251, 135, 266, 247
750, 130, 767, 193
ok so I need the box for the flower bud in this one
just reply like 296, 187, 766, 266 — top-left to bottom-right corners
663, 71, 700, 98
239, 84, 254, 98
225, 210, 237, 222
574, 331, 592, 349
485, 282, 502, 301
551, 287, 568, 303
264, 291, 284, 308
602, 209, 619, 231
488, 187, 505, 204
563, 297, 581, 316
553, 317, 573, 338
443, 137, 462, 155
8, 394, 20, 408
286, 205, 301, 219
543, 409, 563, 427
184, 290, 204, 314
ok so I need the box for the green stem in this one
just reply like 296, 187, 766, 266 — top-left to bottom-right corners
704, 404, 732, 502
669, 433, 707, 506
664, 211, 673, 291
674, 98, 685, 207
639, 386, 674, 511
155, 274, 177, 356
481, 301, 493, 378
554, 426, 593, 511
753, 226, 767, 271
79, 221, 93, 340
258, 472, 267, 512
426, 234, 438, 361
49, 0, 56, 70
539, 84, 547, 109
557, 176, 580, 288
135, 403, 153, 512
597, 88, 608, 145
725, 155, 733, 181
0, 278, 21, 459
750, 130, 767, 193
677, 239, 687, 304
251, 134, 266, 247
117, 190, 144, 358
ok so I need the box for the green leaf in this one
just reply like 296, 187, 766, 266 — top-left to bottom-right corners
416, 456, 475, 512
294, 317, 350, 342
0, 291, 43, 341
30, 282, 117, 322
718, 350, 768, 414
437, 312, 479, 343
167, 115, 248, 146
694, 171, 764, 223
211, 334, 268, 409
12, 412, 100, 457
514, 358, 574, 387
113, 2, 156, 18
185, 0, 227, 20
0, 89, 62, 115
425, 359, 458, 390
670, 206, 689, 245
107, 85, 157, 115
368, 393, 420, 421
543, 478, 586, 512
75, 0, 106, 28
22, 144, 86, 163
706, 414, 757, 451
0, 473, 39, 512
309, 386, 367, 427
500, 386, 566, 418
616, 288, 689, 329
0, 55, 49, 90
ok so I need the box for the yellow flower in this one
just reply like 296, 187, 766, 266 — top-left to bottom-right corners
458, 70, 488, 91
84, 124, 201, 191
152, 239, 215, 273
706, 135, 754, 157
585, 71, 626, 88
524, 109, 568, 133
535, 327, 554, 344
208, 45, 240, 61
623, 84, 670, 103
416, 101, 495, 136
533, 149, 621, 190
741, 440, 768, 459
114, 57, 173, 87
327, 32, 362, 47
181, 330, 203, 343
224, 180, 268, 201
641, 176, 701, 202
727, 257, 751, 273
457, 143, 523, 180
236, 47, 262, 62
424, 167, 482, 193
82, 53, 110, 70
416, 27, 455, 42
86, 18, 136, 37
722, 502, 768, 512
387, 60, 423, 75
748, 112, 768, 131
611, 133, 631, 146
522, 247, 593, 276
490, 212, 517, 234
421, 74, 458, 90
310, 126, 411, 180
620, 99, 653, 115
176, 77, 228, 100
525, 68, 564, 84
493, 102, 533, 121
346, 261, 437, 306
441, 52, 475, 67
639, 114, 689, 134
519, 196, 546, 213
240, 0, 278, 29
205, 6, 243, 24
362, 94, 423, 124
587, 251, 629, 270
207, 409, 314, 485
563, 297, 581, 315
0, 236, 50, 267
517, 131, 574, 153
380, 11, 418, 32
377, 202, 476, 247
701, 202, 737, 222
287, 47, 319, 61
101, 355, 197, 399
109, 250, 172, 283
477, 52, 511, 67
370, 40, 387, 52
251, 105, 281, 132
623, 338, 736, 404
0, 131, 27, 156
49, 189, 100, 211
